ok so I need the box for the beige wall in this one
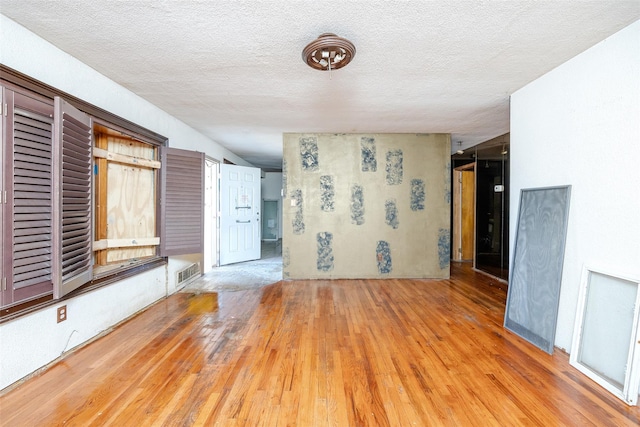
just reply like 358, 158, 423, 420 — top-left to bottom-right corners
282, 133, 451, 279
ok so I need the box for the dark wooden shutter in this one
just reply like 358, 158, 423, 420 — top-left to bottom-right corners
53, 97, 93, 299
159, 147, 204, 256
1, 89, 55, 308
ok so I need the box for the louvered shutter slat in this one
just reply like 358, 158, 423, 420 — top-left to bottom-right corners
62, 156, 89, 170
14, 153, 51, 167
14, 251, 51, 266
13, 144, 52, 159
15, 205, 49, 214
14, 259, 51, 274
14, 240, 51, 251
14, 191, 51, 201
62, 216, 85, 225
63, 248, 91, 264
14, 272, 53, 289
15, 136, 51, 149
15, 228, 51, 237
61, 168, 89, 181
13, 168, 51, 180
15, 122, 52, 139
14, 176, 51, 188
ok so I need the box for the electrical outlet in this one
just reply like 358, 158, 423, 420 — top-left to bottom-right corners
57, 305, 67, 323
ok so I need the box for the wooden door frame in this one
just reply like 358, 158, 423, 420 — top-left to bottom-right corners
452, 162, 476, 262
203, 157, 219, 273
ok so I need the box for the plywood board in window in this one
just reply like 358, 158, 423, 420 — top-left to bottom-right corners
106, 136, 156, 263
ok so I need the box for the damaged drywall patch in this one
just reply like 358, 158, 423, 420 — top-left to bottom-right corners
317, 232, 334, 272
320, 175, 335, 212
376, 241, 392, 274
300, 136, 319, 171
291, 189, 305, 234
350, 184, 365, 225
385, 199, 399, 229
386, 149, 403, 185
438, 228, 450, 269
361, 136, 377, 172
410, 179, 425, 211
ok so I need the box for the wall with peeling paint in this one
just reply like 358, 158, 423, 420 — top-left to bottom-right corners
282, 133, 451, 279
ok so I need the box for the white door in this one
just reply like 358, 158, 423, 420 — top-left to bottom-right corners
220, 164, 261, 265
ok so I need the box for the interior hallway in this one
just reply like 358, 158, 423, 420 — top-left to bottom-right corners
1, 263, 638, 426
186, 240, 283, 292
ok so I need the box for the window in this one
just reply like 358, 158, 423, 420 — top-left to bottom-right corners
92, 122, 161, 277
1, 71, 204, 317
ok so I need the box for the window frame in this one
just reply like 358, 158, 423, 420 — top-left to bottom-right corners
91, 119, 162, 275
1, 65, 204, 322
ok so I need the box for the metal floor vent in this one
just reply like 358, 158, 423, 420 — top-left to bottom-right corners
177, 263, 201, 287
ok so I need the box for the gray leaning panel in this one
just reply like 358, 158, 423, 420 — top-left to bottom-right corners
504, 185, 571, 354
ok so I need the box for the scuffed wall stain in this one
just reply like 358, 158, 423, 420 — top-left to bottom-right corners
291, 189, 305, 234
361, 137, 377, 172
350, 184, 365, 225
320, 175, 335, 212
385, 199, 399, 229
438, 228, 450, 269
385, 149, 403, 185
300, 136, 319, 171
282, 159, 288, 198
410, 179, 425, 211
316, 232, 334, 271
444, 161, 451, 204
376, 241, 392, 274
282, 247, 290, 278
283, 247, 290, 268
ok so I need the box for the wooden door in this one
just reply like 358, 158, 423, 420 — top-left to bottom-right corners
452, 164, 475, 261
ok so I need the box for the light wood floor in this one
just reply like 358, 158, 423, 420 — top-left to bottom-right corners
2, 263, 639, 426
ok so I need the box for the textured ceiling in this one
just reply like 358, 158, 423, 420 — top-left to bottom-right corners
2, 1, 639, 170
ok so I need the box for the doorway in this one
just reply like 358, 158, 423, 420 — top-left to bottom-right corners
475, 151, 509, 280
262, 200, 279, 241
452, 163, 475, 262
451, 134, 510, 281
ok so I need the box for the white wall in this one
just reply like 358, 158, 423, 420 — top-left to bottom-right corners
510, 20, 640, 353
0, 15, 253, 390
261, 172, 283, 239
0, 267, 166, 389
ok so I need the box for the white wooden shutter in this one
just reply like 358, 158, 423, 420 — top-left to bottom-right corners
53, 97, 93, 299
159, 147, 204, 256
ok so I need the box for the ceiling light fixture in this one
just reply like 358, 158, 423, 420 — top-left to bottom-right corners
302, 33, 356, 77
456, 141, 464, 155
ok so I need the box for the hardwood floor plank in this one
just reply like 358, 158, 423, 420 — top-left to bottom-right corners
1, 263, 639, 426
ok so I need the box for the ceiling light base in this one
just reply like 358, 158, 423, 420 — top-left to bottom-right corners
302, 33, 356, 72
